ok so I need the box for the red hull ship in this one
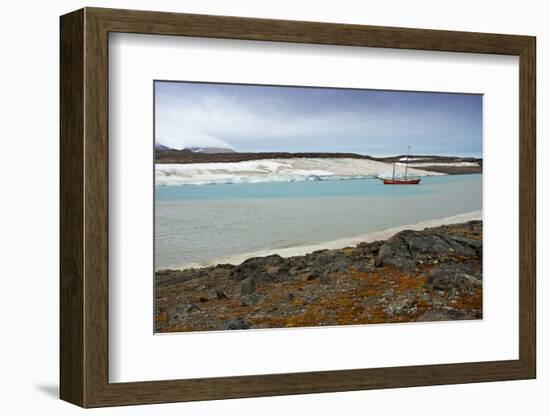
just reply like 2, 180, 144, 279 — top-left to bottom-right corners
381, 146, 421, 185
382, 178, 421, 185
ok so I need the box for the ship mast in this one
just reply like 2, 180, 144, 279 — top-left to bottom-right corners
404, 145, 410, 179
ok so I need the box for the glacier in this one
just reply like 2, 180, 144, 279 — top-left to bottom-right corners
155, 158, 444, 186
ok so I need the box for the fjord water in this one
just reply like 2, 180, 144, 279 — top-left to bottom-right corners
155, 174, 482, 269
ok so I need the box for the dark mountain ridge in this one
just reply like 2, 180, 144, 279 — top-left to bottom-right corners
155, 148, 482, 175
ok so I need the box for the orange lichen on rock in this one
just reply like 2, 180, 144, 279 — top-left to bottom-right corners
155, 220, 483, 333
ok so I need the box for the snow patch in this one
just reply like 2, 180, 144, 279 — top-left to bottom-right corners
155, 158, 444, 186
398, 157, 430, 161
397, 161, 480, 167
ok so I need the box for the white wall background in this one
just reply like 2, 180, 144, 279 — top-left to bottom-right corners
0, 0, 545, 414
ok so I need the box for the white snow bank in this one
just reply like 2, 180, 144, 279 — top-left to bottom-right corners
397, 161, 480, 167
155, 158, 444, 186
398, 157, 430, 161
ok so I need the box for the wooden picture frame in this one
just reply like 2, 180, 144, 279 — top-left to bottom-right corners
60, 7, 536, 408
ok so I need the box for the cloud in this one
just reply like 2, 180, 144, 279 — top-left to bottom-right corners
154, 82, 482, 156
157, 132, 235, 151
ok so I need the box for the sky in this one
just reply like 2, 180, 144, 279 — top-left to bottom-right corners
154, 81, 482, 157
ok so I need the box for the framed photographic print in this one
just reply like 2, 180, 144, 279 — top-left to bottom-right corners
60, 7, 536, 407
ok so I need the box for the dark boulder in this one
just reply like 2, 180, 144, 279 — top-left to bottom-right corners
306, 272, 318, 281
219, 317, 250, 330
288, 256, 307, 270
265, 263, 293, 282
439, 234, 480, 257
375, 235, 414, 271
231, 255, 290, 282
425, 263, 482, 292
375, 227, 481, 271
356, 240, 384, 255
242, 254, 283, 268
155, 269, 203, 288
312, 253, 337, 266
401, 230, 452, 257
241, 277, 257, 295
327, 253, 354, 273
357, 261, 374, 273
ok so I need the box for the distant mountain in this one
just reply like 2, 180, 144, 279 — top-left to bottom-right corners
155, 143, 173, 151
186, 147, 236, 154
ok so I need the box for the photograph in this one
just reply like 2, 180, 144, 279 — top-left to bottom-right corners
153, 81, 483, 333
51, 4, 538, 410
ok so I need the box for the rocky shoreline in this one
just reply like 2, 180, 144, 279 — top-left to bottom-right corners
155, 220, 482, 333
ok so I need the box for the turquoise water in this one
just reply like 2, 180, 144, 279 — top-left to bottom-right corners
155, 174, 470, 201
155, 174, 482, 269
